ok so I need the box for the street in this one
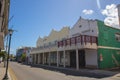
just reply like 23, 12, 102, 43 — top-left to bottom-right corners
9, 62, 117, 80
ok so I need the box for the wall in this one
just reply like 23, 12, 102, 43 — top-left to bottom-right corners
0, 0, 9, 50
69, 17, 98, 37
98, 48, 120, 69
97, 20, 120, 69
36, 37, 44, 47
85, 49, 98, 67
117, 4, 120, 26
36, 27, 70, 48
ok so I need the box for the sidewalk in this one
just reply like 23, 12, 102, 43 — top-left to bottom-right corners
0, 62, 6, 80
0, 62, 11, 80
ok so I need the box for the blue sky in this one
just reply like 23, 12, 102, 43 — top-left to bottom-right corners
8, 0, 120, 54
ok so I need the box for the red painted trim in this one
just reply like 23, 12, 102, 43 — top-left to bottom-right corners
75, 37, 76, 45
70, 38, 71, 46
80, 35, 82, 44
58, 42, 59, 47
90, 36, 92, 45
84, 35, 86, 45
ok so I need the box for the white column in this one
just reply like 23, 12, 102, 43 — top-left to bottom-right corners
57, 51, 59, 67
43, 53, 44, 64
76, 49, 79, 70
48, 52, 51, 66
63, 50, 66, 68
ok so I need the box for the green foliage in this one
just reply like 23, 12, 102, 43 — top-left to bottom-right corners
0, 51, 7, 59
21, 53, 26, 62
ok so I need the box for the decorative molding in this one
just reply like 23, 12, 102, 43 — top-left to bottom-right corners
98, 46, 120, 50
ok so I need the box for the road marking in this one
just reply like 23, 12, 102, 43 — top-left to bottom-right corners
9, 67, 18, 80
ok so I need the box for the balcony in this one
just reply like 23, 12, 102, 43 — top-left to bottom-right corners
58, 35, 98, 50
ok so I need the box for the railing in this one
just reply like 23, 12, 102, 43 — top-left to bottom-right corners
31, 35, 98, 52
58, 35, 97, 48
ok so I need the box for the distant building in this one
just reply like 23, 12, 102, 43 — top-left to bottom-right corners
30, 4, 120, 69
0, 0, 10, 51
16, 47, 33, 63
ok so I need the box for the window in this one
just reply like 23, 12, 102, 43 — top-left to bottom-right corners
115, 33, 120, 42
79, 25, 82, 28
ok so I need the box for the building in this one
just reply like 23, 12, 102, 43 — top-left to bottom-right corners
16, 47, 25, 62
31, 27, 70, 65
0, 0, 10, 51
26, 47, 33, 64
16, 47, 32, 63
30, 4, 120, 69
57, 18, 97, 69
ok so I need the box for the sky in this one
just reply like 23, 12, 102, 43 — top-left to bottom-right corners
8, 0, 120, 54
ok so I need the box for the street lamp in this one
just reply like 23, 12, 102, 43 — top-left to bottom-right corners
3, 29, 13, 80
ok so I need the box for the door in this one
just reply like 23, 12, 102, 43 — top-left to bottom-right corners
70, 51, 76, 68
79, 50, 85, 68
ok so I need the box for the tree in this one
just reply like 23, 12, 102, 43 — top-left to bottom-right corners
9, 54, 15, 61
0, 51, 7, 60
21, 53, 26, 62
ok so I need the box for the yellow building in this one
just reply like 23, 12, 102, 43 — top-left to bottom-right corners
31, 27, 70, 65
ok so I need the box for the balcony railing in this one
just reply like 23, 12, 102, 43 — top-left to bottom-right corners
58, 35, 97, 48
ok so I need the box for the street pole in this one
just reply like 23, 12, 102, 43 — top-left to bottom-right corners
3, 29, 13, 80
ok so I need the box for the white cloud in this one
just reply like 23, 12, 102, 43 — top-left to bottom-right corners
96, 0, 101, 9
82, 9, 94, 15
101, 4, 119, 28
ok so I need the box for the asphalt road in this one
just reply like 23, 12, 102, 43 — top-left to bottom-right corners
9, 62, 115, 80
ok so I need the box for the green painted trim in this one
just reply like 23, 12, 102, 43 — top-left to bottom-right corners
98, 46, 120, 50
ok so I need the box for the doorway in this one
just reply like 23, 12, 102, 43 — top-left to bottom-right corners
78, 50, 85, 68
70, 51, 76, 68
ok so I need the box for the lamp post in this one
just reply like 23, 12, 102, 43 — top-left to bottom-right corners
3, 29, 13, 80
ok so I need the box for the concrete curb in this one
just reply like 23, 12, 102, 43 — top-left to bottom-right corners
8, 67, 17, 80
8, 71, 11, 80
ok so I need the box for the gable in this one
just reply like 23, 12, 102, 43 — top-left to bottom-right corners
69, 17, 98, 37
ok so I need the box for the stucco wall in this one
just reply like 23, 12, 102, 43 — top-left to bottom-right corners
36, 27, 70, 47
117, 4, 120, 26
69, 17, 98, 37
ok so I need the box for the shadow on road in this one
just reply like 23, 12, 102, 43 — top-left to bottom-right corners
20, 63, 118, 79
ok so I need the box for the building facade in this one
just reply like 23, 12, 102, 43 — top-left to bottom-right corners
97, 20, 120, 69
16, 47, 32, 63
31, 27, 70, 65
30, 4, 120, 69
0, 0, 10, 51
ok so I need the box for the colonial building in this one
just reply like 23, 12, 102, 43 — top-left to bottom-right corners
31, 27, 70, 65
0, 0, 10, 51
30, 4, 120, 69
